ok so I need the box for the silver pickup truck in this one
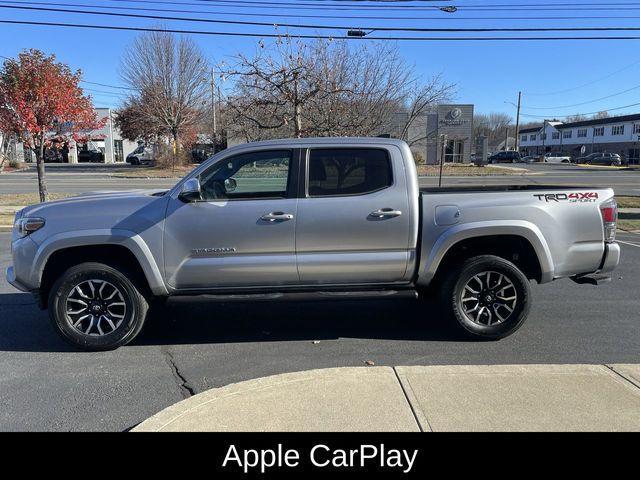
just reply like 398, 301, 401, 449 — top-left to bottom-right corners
7, 138, 620, 350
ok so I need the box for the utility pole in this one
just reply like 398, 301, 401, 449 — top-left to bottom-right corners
211, 67, 217, 142
514, 91, 522, 152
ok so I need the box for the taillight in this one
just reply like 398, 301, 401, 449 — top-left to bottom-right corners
600, 198, 617, 243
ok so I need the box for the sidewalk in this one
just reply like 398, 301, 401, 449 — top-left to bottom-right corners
133, 364, 640, 432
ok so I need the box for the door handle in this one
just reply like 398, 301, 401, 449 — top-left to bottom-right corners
260, 212, 294, 222
370, 208, 402, 218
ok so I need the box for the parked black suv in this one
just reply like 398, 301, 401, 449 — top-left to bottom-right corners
488, 151, 521, 163
77, 148, 104, 163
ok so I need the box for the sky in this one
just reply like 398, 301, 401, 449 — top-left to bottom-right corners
0, 0, 639, 123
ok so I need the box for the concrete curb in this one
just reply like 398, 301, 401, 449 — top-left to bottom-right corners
133, 364, 640, 432
133, 367, 419, 432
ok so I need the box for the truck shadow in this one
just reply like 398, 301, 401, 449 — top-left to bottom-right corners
0, 293, 471, 352
136, 297, 469, 346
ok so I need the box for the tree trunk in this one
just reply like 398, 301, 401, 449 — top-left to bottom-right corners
293, 74, 302, 138
0, 136, 8, 173
172, 131, 179, 175
35, 142, 48, 203
294, 102, 302, 138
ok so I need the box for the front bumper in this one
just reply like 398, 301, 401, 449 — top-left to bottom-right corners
6, 266, 30, 292
599, 242, 621, 274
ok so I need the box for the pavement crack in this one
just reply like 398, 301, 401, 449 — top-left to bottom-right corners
603, 364, 640, 391
392, 367, 429, 432
161, 346, 195, 399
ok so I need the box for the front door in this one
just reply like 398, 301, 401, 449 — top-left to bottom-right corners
163, 149, 299, 289
296, 146, 412, 285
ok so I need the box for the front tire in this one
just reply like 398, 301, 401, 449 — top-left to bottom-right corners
48, 262, 149, 351
440, 255, 531, 340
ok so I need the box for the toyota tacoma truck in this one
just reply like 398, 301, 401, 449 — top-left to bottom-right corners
6, 138, 620, 350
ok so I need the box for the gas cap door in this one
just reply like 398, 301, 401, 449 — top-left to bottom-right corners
435, 205, 461, 226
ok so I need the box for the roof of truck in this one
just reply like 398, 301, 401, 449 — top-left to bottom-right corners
228, 137, 409, 150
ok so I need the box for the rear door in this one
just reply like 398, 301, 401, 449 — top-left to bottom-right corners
295, 146, 412, 284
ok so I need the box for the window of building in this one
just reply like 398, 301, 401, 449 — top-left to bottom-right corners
563, 130, 573, 139
530, 134, 536, 141
308, 148, 392, 197
521, 135, 527, 142
634, 124, 640, 135
612, 125, 625, 136
593, 127, 605, 137
578, 129, 588, 138
199, 150, 292, 201
113, 140, 124, 163
552, 132, 560, 140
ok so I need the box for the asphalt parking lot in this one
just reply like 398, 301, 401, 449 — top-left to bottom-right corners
1, 230, 639, 431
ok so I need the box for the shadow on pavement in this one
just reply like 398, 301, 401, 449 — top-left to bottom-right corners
0, 293, 469, 352
0, 292, 76, 352
137, 297, 469, 346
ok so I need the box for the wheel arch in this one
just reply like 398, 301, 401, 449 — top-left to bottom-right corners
418, 221, 554, 287
34, 230, 167, 308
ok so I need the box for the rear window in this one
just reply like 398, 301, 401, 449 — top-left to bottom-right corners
307, 148, 392, 197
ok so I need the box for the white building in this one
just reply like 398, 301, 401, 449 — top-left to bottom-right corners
75, 108, 138, 163
16, 107, 138, 164
519, 113, 640, 164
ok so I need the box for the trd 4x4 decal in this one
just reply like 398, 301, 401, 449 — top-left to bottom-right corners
534, 192, 599, 203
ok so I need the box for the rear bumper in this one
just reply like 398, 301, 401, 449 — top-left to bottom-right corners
599, 242, 620, 274
5, 266, 30, 292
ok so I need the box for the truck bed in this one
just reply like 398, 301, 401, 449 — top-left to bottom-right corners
420, 185, 604, 194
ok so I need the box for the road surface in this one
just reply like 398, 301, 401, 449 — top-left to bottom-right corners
1, 230, 639, 431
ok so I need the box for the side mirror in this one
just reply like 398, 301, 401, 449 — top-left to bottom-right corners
178, 177, 202, 203
224, 177, 237, 193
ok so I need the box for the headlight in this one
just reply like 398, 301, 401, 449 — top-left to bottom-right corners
14, 217, 45, 237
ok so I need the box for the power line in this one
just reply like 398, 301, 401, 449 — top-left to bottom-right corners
520, 101, 640, 119
1, 52, 130, 91
4, 18, 640, 40
82, 87, 128, 97
106, 0, 640, 12
525, 59, 640, 96
6, 4, 640, 32
81, 80, 134, 90
9, 0, 640, 21
525, 84, 640, 110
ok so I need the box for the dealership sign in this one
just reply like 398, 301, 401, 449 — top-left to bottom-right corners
439, 108, 469, 126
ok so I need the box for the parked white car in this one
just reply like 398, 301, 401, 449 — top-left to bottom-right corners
543, 152, 572, 164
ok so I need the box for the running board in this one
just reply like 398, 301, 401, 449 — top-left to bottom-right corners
188, 289, 418, 303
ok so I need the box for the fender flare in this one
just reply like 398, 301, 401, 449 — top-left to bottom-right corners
418, 220, 555, 285
31, 229, 168, 296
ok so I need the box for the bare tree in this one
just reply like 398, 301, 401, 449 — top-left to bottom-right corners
121, 30, 209, 166
398, 74, 455, 146
222, 37, 454, 141
474, 112, 514, 147
565, 114, 588, 123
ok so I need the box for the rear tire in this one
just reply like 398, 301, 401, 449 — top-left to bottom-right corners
439, 255, 531, 340
48, 262, 149, 351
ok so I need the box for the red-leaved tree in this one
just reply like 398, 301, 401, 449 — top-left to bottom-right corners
0, 49, 104, 202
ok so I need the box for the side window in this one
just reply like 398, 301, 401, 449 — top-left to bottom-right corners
198, 150, 292, 201
307, 148, 392, 197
